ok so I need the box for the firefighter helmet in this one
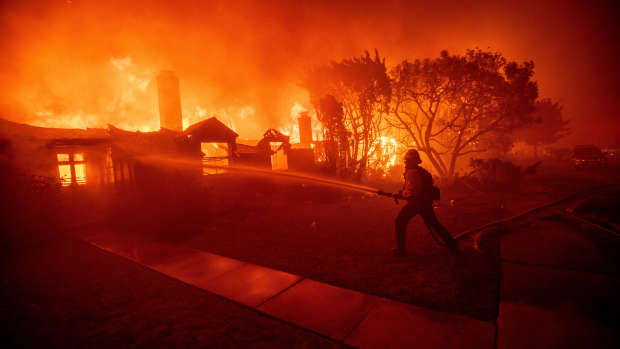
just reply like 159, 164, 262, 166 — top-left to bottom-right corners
404, 149, 422, 164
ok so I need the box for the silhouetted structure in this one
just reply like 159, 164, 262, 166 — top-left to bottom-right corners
291, 113, 317, 171
257, 129, 290, 170
157, 70, 183, 132
0, 119, 111, 188
573, 144, 606, 169
0, 111, 323, 190
298, 112, 313, 148
0, 117, 239, 189
233, 128, 316, 172
183, 117, 238, 175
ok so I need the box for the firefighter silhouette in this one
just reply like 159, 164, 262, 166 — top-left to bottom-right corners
394, 149, 460, 256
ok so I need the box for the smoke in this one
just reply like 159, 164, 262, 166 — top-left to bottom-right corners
1, 0, 618, 143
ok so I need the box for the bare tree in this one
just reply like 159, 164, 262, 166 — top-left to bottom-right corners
389, 49, 538, 179
302, 50, 391, 178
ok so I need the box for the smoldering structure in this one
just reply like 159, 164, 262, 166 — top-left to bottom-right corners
0, 71, 318, 189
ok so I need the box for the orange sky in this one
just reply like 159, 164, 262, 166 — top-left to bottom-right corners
1, 0, 618, 145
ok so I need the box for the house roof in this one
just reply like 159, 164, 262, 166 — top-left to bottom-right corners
0, 117, 243, 160
108, 125, 180, 156
182, 117, 238, 142
0, 118, 109, 141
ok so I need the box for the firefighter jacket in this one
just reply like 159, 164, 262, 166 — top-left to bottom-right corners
401, 166, 436, 202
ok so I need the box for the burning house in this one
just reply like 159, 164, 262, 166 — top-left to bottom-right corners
0, 119, 112, 188
0, 115, 244, 190
0, 115, 316, 189
0, 70, 320, 188
182, 117, 238, 175
234, 112, 317, 172
107, 125, 191, 189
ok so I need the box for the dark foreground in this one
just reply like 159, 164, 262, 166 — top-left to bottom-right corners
1, 165, 619, 347
0, 234, 348, 348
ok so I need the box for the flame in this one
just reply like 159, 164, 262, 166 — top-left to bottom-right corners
200, 142, 229, 175
33, 110, 101, 130
29, 55, 257, 135
183, 105, 249, 134
369, 136, 402, 175
182, 106, 208, 130
30, 56, 158, 131
106, 56, 158, 131
280, 102, 323, 144
280, 104, 302, 143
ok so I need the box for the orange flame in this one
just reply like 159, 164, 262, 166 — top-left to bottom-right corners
280, 103, 323, 144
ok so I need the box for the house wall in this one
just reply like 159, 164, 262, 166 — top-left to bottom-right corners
288, 148, 315, 172
52, 144, 111, 187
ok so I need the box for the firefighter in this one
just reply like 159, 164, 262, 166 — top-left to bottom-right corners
394, 149, 460, 256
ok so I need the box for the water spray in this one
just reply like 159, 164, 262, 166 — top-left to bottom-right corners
208, 163, 405, 202
137, 154, 402, 199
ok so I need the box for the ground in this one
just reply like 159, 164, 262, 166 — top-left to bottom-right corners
1, 231, 348, 348
1, 163, 618, 347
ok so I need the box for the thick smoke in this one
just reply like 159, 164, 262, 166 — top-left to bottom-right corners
0, 0, 618, 143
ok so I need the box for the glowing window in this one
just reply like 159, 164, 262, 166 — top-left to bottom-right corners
201, 142, 229, 175
74, 163, 86, 185
201, 142, 228, 157
56, 152, 87, 186
58, 164, 72, 187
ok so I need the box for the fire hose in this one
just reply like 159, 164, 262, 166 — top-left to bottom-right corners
376, 189, 403, 204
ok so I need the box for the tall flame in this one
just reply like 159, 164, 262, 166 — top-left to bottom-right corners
31, 56, 158, 131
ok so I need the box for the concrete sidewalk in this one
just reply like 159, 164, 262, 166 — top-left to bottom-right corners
82, 231, 495, 349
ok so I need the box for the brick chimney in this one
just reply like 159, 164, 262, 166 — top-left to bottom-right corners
298, 112, 312, 147
157, 70, 183, 131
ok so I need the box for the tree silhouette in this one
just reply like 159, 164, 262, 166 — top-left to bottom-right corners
302, 50, 391, 178
515, 98, 569, 157
315, 95, 347, 173
389, 49, 538, 179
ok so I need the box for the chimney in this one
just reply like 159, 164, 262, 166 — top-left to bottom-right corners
157, 70, 183, 131
298, 112, 313, 147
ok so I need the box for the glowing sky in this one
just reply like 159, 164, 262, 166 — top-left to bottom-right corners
1, 0, 618, 145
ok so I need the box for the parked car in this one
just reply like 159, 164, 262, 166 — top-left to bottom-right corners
602, 147, 620, 166
573, 144, 606, 169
